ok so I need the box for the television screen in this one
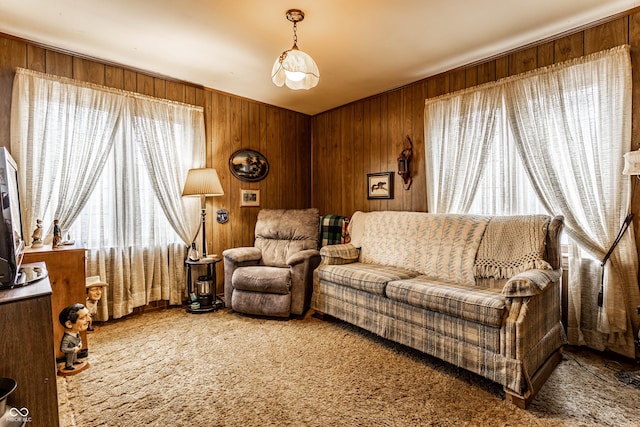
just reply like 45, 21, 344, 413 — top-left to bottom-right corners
0, 147, 25, 288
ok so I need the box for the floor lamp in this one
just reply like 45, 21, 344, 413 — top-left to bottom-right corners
182, 168, 224, 259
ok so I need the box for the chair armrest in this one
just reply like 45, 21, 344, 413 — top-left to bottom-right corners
223, 247, 263, 309
288, 249, 322, 316
502, 269, 561, 297
287, 249, 321, 267
222, 247, 262, 264
319, 243, 359, 265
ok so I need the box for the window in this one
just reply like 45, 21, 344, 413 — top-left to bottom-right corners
11, 67, 205, 318
68, 144, 182, 249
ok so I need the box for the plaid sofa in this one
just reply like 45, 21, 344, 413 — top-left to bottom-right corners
311, 211, 565, 408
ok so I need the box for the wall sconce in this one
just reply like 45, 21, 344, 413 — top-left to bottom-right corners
397, 136, 413, 190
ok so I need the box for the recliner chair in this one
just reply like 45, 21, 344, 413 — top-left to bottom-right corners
222, 208, 321, 317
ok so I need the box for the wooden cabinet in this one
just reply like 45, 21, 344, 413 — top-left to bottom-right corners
23, 245, 87, 360
0, 263, 59, 427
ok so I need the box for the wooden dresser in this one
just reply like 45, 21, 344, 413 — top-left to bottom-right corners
23, 245, 88, 361
0, 263, 60, 426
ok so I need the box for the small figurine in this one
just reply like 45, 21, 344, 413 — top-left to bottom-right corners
31, 219, 44, 248
58, 303, 90, 375
52, 219, 62, 248
85, 276, 108, 331
188, 242, 200, 261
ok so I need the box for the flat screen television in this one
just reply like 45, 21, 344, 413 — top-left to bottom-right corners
0, 147, 25, 289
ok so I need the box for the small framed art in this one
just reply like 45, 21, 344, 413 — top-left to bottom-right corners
367, 172, 394, 200
240, 189, 260, 207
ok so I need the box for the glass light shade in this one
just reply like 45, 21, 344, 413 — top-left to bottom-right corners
623, 151, 640, 175
182, 168, 224, 197
271, 47, 319, 90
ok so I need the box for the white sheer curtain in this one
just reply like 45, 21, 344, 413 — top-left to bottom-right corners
132, 97, 204, 245
10, 68, 204, 320
425, 85, 501, 213
424, 45, 640, 358
128, 97, 204, 312
10, 68, 123, 240
504, 45, 639, 357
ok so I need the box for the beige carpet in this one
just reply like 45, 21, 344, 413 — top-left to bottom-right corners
57, 308, 640, 427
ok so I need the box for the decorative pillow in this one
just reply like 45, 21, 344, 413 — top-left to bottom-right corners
347, 211, 366, 248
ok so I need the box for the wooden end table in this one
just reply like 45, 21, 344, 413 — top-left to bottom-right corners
185, 256, 223, 313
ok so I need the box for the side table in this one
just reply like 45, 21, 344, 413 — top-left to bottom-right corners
185, 257, 223, 313
22, 244, 88, 361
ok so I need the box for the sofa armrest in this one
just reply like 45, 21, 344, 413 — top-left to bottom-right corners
501, 268, 565, 385
319, 243, 359, 265
222, 247, 262, 264
502, 269, 561, 297
287, 249, 321, 267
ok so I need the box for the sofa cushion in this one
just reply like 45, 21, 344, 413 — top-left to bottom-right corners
357, 211, 489, 286
385, 276, 507, 327
317, 262, 420, 296
232, 266, 290, 294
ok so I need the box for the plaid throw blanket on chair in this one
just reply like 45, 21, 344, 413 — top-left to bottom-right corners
319, 215, 349, 248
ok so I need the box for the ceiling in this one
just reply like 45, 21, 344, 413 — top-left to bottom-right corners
0, 0, 637, 115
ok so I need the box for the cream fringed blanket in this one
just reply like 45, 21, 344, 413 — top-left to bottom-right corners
474, 215, 553, 279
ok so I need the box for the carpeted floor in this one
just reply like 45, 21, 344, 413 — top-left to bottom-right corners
57, 307, 640, 427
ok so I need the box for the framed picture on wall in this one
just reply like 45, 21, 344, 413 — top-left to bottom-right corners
367, 172, 394, 200
229, 149, 269, 182
240, 189, 260, 207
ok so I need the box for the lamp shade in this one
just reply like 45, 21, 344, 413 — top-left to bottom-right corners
623, 151, 640, 175
271, 46, 319, 90
182, 168, 224, 197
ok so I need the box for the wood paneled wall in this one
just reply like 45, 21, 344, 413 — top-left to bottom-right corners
311, 10, 640, 223
0, 34, 312, 269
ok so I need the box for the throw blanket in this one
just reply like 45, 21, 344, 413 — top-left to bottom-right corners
319, 215, 349, 248
474, 215, 552, 279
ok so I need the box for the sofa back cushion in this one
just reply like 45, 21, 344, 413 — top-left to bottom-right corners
255, 208, 320, 267
358, 211, 489, 286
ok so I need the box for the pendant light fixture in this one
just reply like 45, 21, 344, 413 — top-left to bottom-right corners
271, 9, 319, 90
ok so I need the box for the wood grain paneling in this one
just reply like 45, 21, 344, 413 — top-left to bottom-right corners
584, 18, 628, 55
0, 38, 26, 146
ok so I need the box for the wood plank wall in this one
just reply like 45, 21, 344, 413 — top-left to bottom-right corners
311, 9, 640, 229
0, 34, 312, 291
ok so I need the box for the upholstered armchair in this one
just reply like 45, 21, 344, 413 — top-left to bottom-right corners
222, 208, 321, 317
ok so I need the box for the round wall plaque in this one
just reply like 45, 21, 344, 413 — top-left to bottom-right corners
229, 149, 269, 182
